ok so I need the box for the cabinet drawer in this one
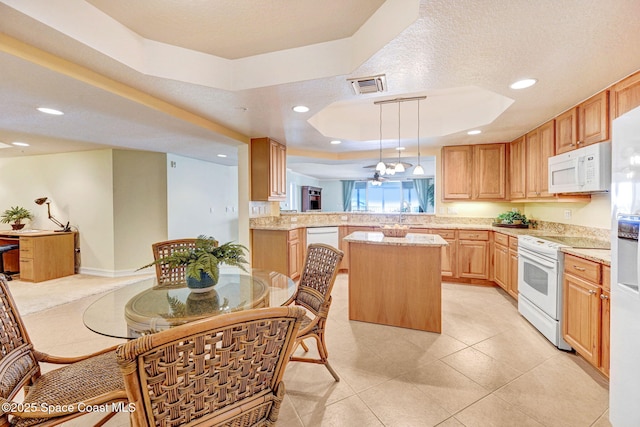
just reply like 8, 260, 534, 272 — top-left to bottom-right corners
494, 232, 509, 246
509, 236, 519, 251
564, 254, 601, 283
288, 228, 300, 241
430, 229, 456, 239
458, 230, 489, 241
19, 258, 34, 281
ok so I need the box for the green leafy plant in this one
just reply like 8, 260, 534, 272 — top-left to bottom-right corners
0, 206, 34, 225
140, 235, 249, 284
496, 210, 530, 225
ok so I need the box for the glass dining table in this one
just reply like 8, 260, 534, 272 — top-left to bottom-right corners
83, 269, 297, 339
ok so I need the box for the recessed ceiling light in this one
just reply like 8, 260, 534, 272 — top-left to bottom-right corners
12, 142, 30, 147
217, 154, 227, 158
37, 107, 64, 115
510, 78, 537, 90
395, 146, 406, 151
292, 105, 309, 113
467, 130, 482, 135
330, 140, 341, 145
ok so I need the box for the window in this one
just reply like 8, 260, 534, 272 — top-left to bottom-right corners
350, 179, 434, 213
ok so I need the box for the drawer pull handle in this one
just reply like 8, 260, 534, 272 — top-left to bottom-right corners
600, 294, 609, 300
589, 290, 596, 295
573, 265, 586, 271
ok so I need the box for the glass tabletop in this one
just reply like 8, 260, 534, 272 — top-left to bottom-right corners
83, 269, 297, 339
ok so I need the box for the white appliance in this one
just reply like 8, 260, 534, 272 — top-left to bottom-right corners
548, 141, 611, 194
306, 226, 339, 249
518, 235, 610, 350
610, 105, 640, 427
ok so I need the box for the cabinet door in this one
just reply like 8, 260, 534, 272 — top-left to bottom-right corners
441, 238, 456, 277
578, 91, 609, 147
269, 140, 287, 199
338, 226, 350, 271
458, 240, 488, 279
473, 143, 507, 200
538, 120, 555, 197
442, 145, 473, 200
493, 243, 509, 290
611, 71, 640, 119
288, 238, 301, 280
508, 248, 519, 299
563, 274, 601, 366
525, 129, 540, 198
555, 108, 578, 155
510, 137, 526, 199
600, 290, 610, 376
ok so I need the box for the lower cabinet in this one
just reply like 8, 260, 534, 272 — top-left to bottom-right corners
562, 253, 609, 375
493, 233, 509, 291
507, 238, 519, 300
457, 230, 490, 280
339, 226, 375, 272
251, 228, 305, 280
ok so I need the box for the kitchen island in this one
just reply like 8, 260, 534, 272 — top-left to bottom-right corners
344, 231, 448, 333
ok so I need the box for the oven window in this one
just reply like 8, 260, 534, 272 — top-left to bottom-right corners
523, 262, 549, 296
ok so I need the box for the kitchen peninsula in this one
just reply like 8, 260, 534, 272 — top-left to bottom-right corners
344, 231, 448, 333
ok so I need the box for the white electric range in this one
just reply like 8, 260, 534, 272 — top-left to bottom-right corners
517, 235, 610, 350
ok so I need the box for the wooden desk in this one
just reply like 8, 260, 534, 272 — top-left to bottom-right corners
0, 230, 76, 282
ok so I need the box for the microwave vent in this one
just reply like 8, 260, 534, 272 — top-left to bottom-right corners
348, 74, 387, 95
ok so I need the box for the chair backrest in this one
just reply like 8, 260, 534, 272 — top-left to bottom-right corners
151, 239, 198, 284
294, 244, 344, 318
117, 305, 306, 427
0, 274, 40, 402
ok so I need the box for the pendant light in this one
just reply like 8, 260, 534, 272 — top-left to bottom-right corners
375, 103, 386, 175
413, 98, 425, 175
394, 101, 405, 173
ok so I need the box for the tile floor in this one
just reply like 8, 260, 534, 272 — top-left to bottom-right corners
18, 274, 611, 426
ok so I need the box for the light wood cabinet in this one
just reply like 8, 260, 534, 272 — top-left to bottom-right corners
510, 136, 526, 199
457, 230, 489, 280
555, 91, 609, 154
412, 228, 456, 277
473, 143, 508, 200
251, 228, 304, 280
562, 253, 609, 375
525, 121, 555, 198
493, 235, 509, 291
611, 71, 640, 119
442, 144, 508, 201
18, 233, 75, 282
250, 137, 286, 201
340, 226, 376, 272
442, 145, 473, 200
508, 238, 519, 299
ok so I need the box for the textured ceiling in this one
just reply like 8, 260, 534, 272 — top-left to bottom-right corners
0, 0, 640, 180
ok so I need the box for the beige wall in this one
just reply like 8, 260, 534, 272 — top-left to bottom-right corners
113, 150, 168, 273
0, 149, 169, 275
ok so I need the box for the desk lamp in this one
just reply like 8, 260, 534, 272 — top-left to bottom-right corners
34, 197, 71, 232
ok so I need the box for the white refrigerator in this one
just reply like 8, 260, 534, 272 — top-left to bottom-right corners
610, 104, 640, 426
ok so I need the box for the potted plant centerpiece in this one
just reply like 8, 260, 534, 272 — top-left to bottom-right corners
494, 210, 532, 228
141, 235, 249, 291
0, 206, 34, 230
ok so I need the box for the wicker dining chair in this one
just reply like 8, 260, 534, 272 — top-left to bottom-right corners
151, 238, 199, 284
116, 305, 306, 427
282, 243, 344, 381
0, 274, 128, 427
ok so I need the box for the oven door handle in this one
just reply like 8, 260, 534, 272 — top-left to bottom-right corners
518, 247, 557, 269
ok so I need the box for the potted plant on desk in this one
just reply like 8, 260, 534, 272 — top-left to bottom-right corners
1, 206, 34, 230
140, 235, 249, 291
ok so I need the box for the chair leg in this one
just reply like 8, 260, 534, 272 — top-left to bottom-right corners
315, 331, 339, 382
300, 341, 309, 352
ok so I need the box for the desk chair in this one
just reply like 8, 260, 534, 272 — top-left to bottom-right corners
0, 244, 18, 281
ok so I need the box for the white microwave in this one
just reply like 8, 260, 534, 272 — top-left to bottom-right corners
548, 141, 611, 193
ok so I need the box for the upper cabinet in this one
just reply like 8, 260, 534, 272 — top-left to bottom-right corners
509, 136, 526, 200
525, 120, 555, 199
250, 137, 286, 201
555, 91, 609, 154
611, 72, 640, 119
442, 143, 508, 201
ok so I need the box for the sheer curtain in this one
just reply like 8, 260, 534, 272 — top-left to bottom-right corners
341, 180, 356, 212
413, 178, 434, 213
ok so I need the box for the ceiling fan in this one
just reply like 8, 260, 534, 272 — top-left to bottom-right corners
367, 171, 387, 185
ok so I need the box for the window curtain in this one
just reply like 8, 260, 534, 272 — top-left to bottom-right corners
413, 178, 434, 213
341, 180, 356, 212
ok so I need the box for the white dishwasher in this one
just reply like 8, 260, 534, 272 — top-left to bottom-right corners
306, 226, 339, 250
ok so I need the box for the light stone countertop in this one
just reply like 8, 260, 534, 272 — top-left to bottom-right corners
343, 231, 448, 247
561, 248, 611, 266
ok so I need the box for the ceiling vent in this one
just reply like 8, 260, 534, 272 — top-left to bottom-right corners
348, 74, 387, 95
